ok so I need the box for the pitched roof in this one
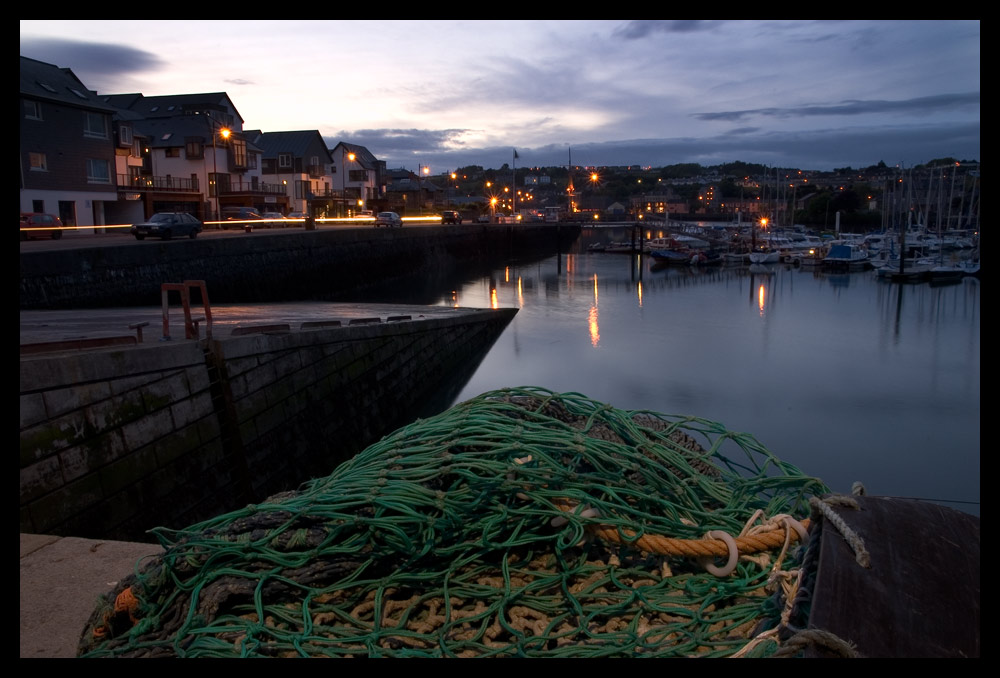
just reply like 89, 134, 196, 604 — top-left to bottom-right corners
133, 117, 258, 151
113, 92, 245, 124
248, 130, 333, 162
20, 56, 115, 112
330, 141, 380, 169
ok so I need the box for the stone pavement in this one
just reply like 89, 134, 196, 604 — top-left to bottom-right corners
20, 533, 163, 658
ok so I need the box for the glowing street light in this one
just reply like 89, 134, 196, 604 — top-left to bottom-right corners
202, 112, 231, 221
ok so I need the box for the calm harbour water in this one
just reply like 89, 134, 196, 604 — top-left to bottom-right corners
422, 226, 980, 516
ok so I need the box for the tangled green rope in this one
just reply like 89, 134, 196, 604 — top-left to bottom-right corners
79, 387, 827, 657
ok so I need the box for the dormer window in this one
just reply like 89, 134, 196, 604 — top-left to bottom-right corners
278, 153, 292, 169
118, 125, 133, 147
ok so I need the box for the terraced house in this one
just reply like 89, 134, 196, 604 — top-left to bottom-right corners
20, 56, 118, 229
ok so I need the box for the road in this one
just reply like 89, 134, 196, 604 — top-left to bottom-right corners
19, 218, 447, 252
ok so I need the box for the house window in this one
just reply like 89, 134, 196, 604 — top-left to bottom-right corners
295, 180, 309, 199
165, 147, 181, 158
24, 100, 42, 120
278, 153, 292, 169
349, 170, 366, 182
86, 159, 111, 183
185, 139, 204, 159
83, 112, 109, 139
231, 138, 247, 168
118, 125, 133, 147
29, 153, 47, 171
209, 173, 232, 197
248, 153, 258, 170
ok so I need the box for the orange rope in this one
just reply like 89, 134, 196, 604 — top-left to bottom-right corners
551, 499, 810, 557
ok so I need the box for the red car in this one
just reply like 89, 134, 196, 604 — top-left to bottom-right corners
20, 212, 63, 240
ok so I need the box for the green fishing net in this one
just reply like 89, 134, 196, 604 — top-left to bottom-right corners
79, 387, 826, 657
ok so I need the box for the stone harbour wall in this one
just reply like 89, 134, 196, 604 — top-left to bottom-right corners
19, 223, 580, 309
19, 309, 516, 542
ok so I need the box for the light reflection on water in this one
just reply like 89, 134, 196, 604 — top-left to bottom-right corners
442, 242, 980, 516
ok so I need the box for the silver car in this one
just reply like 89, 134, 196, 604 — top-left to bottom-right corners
375, 211, 402, 228
131, 212, 202, 240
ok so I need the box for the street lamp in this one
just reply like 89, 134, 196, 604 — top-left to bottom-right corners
342, 149, 357, 216
202, 113, 230, 222
417, 164, 430, 215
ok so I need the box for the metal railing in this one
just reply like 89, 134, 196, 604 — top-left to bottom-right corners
117, 174, 199, 192
220, 181, 287, 196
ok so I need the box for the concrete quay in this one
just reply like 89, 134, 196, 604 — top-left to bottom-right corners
20, 301, 518, 658
20, 533, 162, 658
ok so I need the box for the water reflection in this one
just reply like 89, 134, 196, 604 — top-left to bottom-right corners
439, 237, 979, 517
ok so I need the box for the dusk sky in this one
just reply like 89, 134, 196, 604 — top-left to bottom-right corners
20, 20, 980, 173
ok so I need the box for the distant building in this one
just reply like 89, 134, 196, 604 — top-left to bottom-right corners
384, 168, 439, 214
329, 142, 386, 215
249, 130, 335, 216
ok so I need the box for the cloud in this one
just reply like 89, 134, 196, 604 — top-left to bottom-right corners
349, 120, 979, 173
613, 20, 723, 39
19, 37, 163, 83
695, 92, 981, 122
224, 78, 255, 86
324, 128, 473, 159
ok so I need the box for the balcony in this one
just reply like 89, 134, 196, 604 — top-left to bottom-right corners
307, 188, 346, 200
117, 174, 199, 192
220, 181, 287, 197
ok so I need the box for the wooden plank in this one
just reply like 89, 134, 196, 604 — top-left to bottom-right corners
230, 323, 290, 336
807, 495, 979, 657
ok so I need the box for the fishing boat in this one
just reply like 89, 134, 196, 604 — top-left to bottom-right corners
822, 243, 870, 271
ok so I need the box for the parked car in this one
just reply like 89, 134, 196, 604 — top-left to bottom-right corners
441, 210, 463, 225
131, 212, 202, 240
20, 212, 63, 240
476, 214, 491, 224
375, 211, 402, 228
222, 207, 265, 231
262, 211, 293, 228
287, 212, 309, 219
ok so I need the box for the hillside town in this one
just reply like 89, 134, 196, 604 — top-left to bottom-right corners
21, 55, 979, 235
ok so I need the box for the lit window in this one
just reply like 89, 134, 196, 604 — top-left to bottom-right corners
231, 138, 247, 168
86, 158, 111, 183
29, 152, 47, 171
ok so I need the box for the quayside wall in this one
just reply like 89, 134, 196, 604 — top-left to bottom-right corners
19, 223, 581, 309
20, 308, 516, 542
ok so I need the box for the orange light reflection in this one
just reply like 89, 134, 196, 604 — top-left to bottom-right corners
758, 284, 766, 314
588, 305, 600, 347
